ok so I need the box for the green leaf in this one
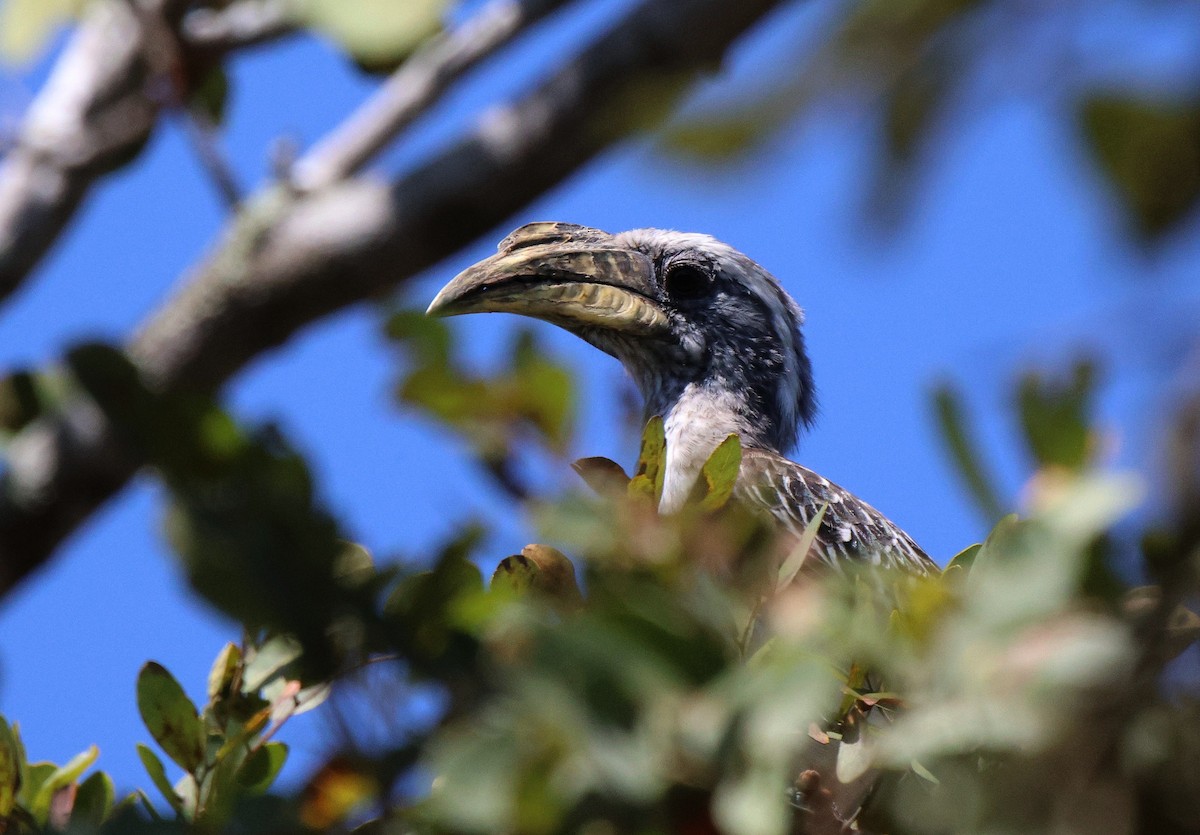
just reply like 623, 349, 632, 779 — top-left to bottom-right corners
0, 717, 19, 819
207, 643, 242, 704
137, 663, 207, 774
1082, 94, 1200, 239
944, 542, 982, 575
387, 309, 452, 367
17, 762, 55, 811
0, 371, 41, 436
71, 769, 115, 827
697, 434, 742, 511
491, 544, 581, 608
293, 0, 446, 67
237, 743, 288, 794
628, 416, 667, 503
136, 744, 182, 815
933, 383, 1005, 522
241, 636, 303, 694
777, 503, 829, 589
1017, 360, 1097, 472
190, 66, 230, 126
30, 745, 98, 824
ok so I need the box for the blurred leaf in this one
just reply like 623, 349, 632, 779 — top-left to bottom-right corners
943, 542, 981, 577
933, 382, 1005, 522
0, 371, 40, 437
237, 742, 288, 794
0, 717, 18, 819
491, 543, 582, 608
396, 324, 575, 461
293, 0, 446, 68
241, 636, 303, 694
883, 56, 951, 164
71, 769, 114, 827
190, 66, 230, 126
386, 309, 452, 367
1017, 359, 1097, 472
572, 456, 630, 496
29, 745, 97, 825
17, 762, 54, 812
777, 503, 829, 589
0, 0, 83, 63
697, 434, 742, 512
137, 663, 206, 774
299, 757, 377, 829
1082, 94, 1200, 239
661, 106, 785, 162
628, 416, 667, 503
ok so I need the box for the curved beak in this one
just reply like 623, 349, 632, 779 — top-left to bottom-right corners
427, 222, 669, 335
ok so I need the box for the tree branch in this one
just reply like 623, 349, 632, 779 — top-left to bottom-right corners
0, 0, 294, 309
0, 0, 790, 596
180, 0, 297, 54
292, 0, 570, 191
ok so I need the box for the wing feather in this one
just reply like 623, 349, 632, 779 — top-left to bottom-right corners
735, 448, 937, 574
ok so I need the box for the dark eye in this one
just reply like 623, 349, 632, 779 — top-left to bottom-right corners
662, 263, 713, 301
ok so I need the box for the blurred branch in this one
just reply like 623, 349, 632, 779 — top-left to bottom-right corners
0, 0, 790, 596
0, 0, 295, 309
181, 0, 297, 53
293, 0, 570, 191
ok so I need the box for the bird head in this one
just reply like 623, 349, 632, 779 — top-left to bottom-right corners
428, 222, 816, 454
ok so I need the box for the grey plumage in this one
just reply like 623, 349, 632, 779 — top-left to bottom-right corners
429, 222, 935, 575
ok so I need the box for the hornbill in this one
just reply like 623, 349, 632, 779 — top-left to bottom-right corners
429, 222, 935, 575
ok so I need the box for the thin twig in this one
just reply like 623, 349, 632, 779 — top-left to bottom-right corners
179, 106, 244, 209
293, 0, 569, 191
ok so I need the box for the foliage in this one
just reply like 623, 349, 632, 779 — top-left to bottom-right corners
5, 354, 1200, 833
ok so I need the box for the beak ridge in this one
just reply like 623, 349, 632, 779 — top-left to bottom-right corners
427, 226, 668, 335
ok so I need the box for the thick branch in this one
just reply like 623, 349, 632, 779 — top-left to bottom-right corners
0, 0, 790, 595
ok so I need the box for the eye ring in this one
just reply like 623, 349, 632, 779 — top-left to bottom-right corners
662, 263, 713, 301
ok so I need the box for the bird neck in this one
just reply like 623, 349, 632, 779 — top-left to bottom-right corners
650, 381, 773, 513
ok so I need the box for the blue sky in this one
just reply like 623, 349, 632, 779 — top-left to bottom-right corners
1, 0, 1199, 797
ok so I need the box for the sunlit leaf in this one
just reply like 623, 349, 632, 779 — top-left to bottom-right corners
241, 636, 303, 694
137, 663, 206, 774
207, 643, 242, 704
628, 416, 666, 503
293, 0, 446, 68
697, 433, 742, 512
0, 0, 84, 63
491, 543, 582, 608
29, 745, 97, 824
0, 717, 19, 819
